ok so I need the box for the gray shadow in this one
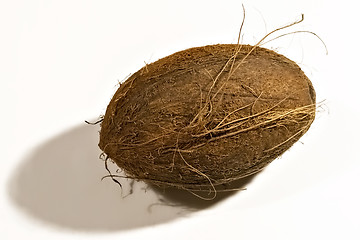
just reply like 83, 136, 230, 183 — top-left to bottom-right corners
7, 121, 257, 232
152, 174, 257, 210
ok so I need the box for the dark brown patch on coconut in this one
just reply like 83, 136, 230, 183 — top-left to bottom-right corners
98, 44, 316, 192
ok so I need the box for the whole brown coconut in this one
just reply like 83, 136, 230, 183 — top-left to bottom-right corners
99, 44, 316, 191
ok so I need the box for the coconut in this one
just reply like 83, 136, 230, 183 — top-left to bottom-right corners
98, 43, 316, 193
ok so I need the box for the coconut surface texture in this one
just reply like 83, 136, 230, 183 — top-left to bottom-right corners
99, 44, 316, 191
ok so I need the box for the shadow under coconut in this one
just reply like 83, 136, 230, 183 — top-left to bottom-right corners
7, 121, 256, 232
151, 174, 257, 210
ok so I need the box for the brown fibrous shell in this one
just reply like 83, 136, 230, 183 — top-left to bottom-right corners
99, 44, 316, 191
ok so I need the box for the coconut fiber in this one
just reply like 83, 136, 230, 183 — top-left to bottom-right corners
98, 44, 316, 192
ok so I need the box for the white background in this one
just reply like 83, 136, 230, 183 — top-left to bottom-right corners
1, 0, 359, 239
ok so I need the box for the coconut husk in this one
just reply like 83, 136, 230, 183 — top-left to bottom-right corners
98, 43, 316, 194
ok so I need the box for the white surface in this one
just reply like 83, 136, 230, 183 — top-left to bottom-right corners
1, 0, 359, 239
